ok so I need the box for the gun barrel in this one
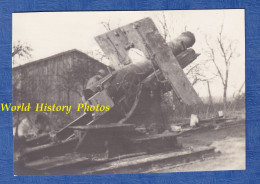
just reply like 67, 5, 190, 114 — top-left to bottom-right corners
168, 31, 196, 56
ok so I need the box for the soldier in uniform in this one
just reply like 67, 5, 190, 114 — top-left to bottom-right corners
35, 112, 51, 134
82, 69, 107, 102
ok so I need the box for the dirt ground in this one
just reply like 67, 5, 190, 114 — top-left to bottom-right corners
154, 120, 246, 173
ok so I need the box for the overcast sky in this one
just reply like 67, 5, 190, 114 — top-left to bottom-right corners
13, 10, 245, 99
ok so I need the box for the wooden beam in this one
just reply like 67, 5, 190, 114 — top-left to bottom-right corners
95, 18, 201, 105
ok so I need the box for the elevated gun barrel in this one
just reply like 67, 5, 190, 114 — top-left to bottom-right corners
168, 31, 196, 56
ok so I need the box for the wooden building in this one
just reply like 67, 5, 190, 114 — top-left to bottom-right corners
12, 49, 108, 121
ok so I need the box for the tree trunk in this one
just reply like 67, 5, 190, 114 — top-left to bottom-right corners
223, 66, 229, 115
207, 81, 213, 105
223, 85, 227, 115
206, 81, 213, 117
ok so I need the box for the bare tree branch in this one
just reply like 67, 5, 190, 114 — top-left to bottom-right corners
156, 12, 172, 41
101, 19, 111, 31
205, 22, 238, 113
185, 63, 200, 76
205, 36, 225, 86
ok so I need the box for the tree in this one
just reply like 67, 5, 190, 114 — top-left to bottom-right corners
12, 41, 33, 136
86, 49, 110, 66
12, 41, 33, 65
205, 24, 238, 113
156, 12, 172, 41
101, 20, 111, 31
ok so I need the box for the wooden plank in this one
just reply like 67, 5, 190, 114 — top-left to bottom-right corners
95, 18, 201, 105
25, 152, 147, 172
25, 154, 91, 171
81, 146, 216, 174
133, 132, 179, 142
95, 30, 128, 70
136, 18, 202, 105
69, 123, 135, 131
106, 29, 130, 65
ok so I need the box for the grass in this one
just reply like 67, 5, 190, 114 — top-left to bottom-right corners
161, 92, 245, 125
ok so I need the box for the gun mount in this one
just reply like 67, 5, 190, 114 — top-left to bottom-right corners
15, 18, 217, 175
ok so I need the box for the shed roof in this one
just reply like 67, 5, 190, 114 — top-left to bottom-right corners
13, 49, 107, 71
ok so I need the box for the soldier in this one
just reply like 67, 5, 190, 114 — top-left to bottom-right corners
35, 112, 51, 134
14, 115, 37, 139
86, 69, 106, 89
82, 69, 107, 102
13, 115, 37, 158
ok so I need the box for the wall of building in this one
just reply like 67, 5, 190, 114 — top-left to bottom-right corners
12, 50, 108, 128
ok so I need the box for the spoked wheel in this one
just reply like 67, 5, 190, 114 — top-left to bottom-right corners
121, 73, 141, 112
117, 72, 143, 124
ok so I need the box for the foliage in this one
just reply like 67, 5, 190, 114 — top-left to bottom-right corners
12, 41, 33, 65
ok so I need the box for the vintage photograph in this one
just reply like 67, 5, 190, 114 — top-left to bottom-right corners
12, 10, 245, 175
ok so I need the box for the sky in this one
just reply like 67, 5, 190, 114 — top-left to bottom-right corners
12, 10, 245, 99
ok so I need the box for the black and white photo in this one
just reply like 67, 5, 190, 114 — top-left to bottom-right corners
12, 10, 245, 175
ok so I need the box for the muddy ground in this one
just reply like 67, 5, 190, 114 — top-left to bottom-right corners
15, 118, 245, 175
152, 119, 246, 173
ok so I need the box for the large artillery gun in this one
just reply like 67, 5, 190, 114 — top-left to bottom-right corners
15, 18, 216, 175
